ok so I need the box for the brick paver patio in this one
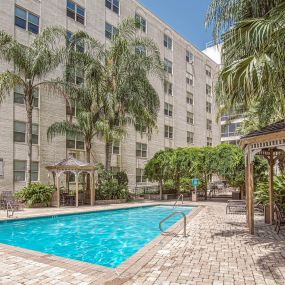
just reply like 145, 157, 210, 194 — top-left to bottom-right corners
0, 201, 284, 285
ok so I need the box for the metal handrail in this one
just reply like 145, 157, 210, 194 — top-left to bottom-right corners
173, 194, 184, 208
159, 211, 187, 237
6, 201, 14, 218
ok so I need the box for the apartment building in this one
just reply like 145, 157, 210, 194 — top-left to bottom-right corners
0, 0, 220, 192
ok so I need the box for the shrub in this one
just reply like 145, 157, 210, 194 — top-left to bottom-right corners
96, 168, 131, 201
14, 183, 56, 207
255, 172, 285, 208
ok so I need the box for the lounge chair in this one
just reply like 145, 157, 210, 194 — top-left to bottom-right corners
274, 203, 285, 234
226, 200, 246, 214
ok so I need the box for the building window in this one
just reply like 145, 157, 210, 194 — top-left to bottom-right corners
135, 13, 146, 32
136, 143, 147, 158
14, 121, 39, 145
186, 92, 193, 105
15, 6, 39, 34
14, 121, 26, 143
14, 160, 38, 182
105, 22, 118, 40
66, 100, 76, 116
135, 45, 146, 55
66, 31, 84, 53
0, 158, 3, 178
207, 137, 212, 146
186, 72, 194, 86
221, 122, 241, 137
187, 131, 194, 144
32, 124, 39, 144
164, 125, 173, 139
14, 160, 26, 182
136, 168, 146, 183
66, 134, 85, 150
66, 66, 84, 85
164, 103, 173, 117
164, 34, 172, 50
186, 50, 194, 63
206, 84, 212, 96
67, 0, 85, 24
187, 112, 194, 125
14, 86, 39, 107
206, 102, 212, 113
207, 119, 212, 131
112, 142, 120, 154
206, 65, 212, 77
164, 58, 173, 74
105, 0, 120, 14
164, 81, 173, 96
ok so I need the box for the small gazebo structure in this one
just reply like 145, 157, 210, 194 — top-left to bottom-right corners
46, 156, 97, 208
240, 120, 285, 234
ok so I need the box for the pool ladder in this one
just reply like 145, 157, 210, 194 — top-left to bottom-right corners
173, 194, 184, 208
159, 211, 187, 237
6, 202, 14, 218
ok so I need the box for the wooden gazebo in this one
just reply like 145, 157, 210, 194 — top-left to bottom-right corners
46, 156, 97, 208
240, 120, 285, 234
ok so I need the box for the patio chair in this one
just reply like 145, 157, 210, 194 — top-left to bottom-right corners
254, 201, 264, 213
274, 203, 285, 234
226, 200, 246, 214
1, 191, 24, 211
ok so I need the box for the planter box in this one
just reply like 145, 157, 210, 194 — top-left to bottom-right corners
232, 191, 241, 200
192, 192, 198, 202
144, 194, 161, 200
28, 202, 51, 208
95, 199, 127, 205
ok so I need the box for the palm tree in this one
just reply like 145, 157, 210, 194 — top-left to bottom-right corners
206, 1, 285, 122
0, 27, 66, 185
102, 18, 164, 171
47, 82, 112, 163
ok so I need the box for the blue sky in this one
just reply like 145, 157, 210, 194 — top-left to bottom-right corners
139, 0, 213, 50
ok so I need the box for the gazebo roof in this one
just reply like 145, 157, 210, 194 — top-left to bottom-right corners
46, 156, 97, 173
241, 120, 285, 139
240, 120, 285, 148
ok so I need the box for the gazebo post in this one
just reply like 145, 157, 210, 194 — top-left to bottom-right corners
75, 173, 79, 207
247, 153, 255, 235
245, 155, 249, 226
269, 150, 274, 224
56, 173, 60, 208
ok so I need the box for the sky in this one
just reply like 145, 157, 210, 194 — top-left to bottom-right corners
139, 0, 213, 51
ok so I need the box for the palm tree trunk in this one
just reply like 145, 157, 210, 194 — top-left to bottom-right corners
86, 141, 91, 194
105, 141, 112, 171
26, 103, 33, 186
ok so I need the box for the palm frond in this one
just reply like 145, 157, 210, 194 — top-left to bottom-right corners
47, 121, 81, 141
0, 71, 24, 103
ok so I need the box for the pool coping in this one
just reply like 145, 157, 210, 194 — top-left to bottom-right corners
0, 203, 204, 284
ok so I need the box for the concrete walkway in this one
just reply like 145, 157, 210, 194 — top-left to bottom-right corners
0, 201, 284, 285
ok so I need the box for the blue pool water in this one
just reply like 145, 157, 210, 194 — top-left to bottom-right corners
0, 205, 193, 268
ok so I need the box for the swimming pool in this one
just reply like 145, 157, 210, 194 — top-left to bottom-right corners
0, 205, 193, 268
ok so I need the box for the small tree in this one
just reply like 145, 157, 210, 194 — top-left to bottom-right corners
145, 150, 169, 199
165, 148, 193, 195
190, 147, 216, 200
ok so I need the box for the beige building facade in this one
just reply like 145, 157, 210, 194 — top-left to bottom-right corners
0, 0, 220, 192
